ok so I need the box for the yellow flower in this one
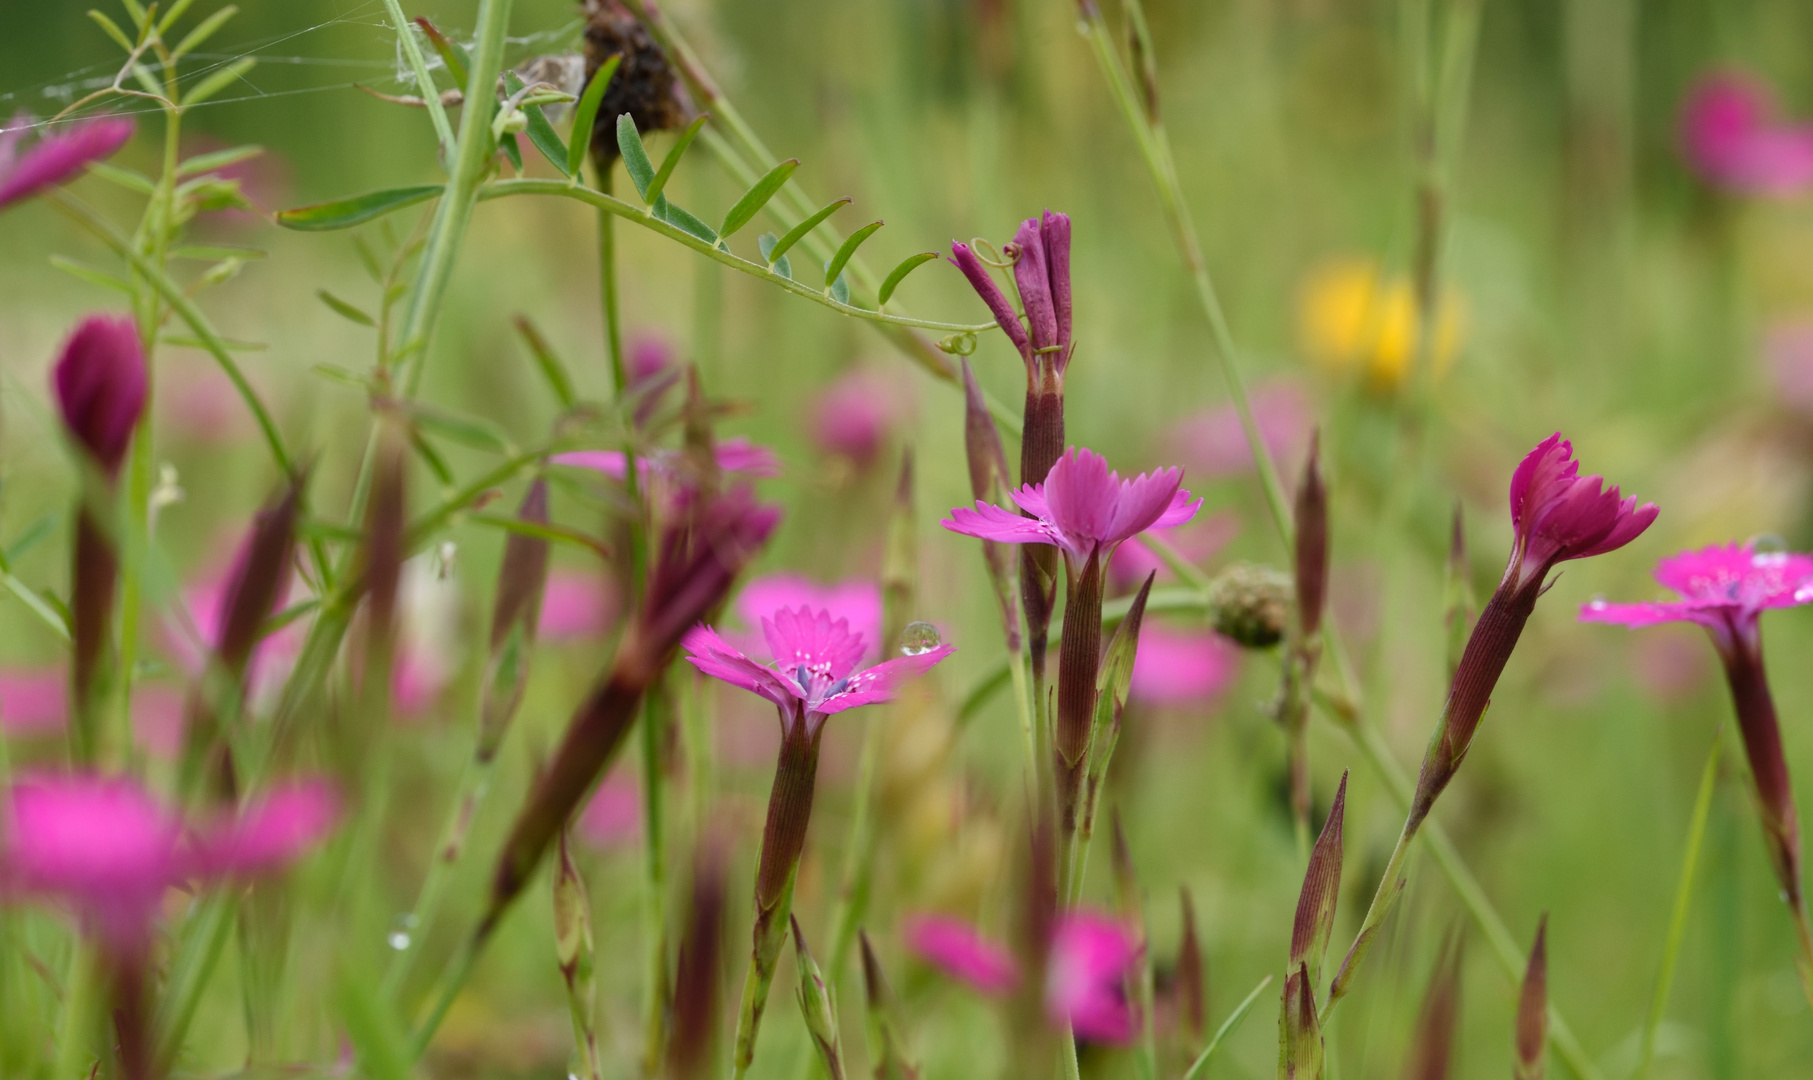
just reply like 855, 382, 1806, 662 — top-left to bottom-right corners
1297, 257, 1464, 388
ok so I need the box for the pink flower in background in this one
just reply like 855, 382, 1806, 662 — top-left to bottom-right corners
552, 437, 781, 485
0, 670, 66, 735
131, 685, 186, 760
811, 367, 912, 465
1580, 542, 1813, 649
734, 575, 882, 660
943, 446, 1200, 566
157, 360, 254, 442
578, 772, 641, 848
1503, 433, 1658, 594
1129, 624, 1241, 705
1167, 382, 1311, 480
905, 909, 1142, 1043
0, 114, 133, 211
903, 914, 1019, 994
683, 607, 953, 721
538, 570, 616, 640
0, 774, 338, 945
1765, 320, 1813, 419
1108, 514, 1239, 593
53, 315, 147, 477
1680, 71, 1813, 196
629, 333, 675, 382
166, 539, 306, 704
1047, 912, 1142, 1042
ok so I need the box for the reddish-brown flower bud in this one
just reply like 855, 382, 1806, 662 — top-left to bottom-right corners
478, 480, 552, 761
1289, 772, 1347, 993
53, 315, 145, 478
1176, 887, 1206, 1044
1515, 916, 1548, 1080
1405, 932, 1463, 1080
1293, 431, 1327, 640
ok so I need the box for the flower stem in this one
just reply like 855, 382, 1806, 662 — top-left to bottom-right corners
639, 687, 672, 1077
1634, 729, 1722, 1080
380, 752, 498, 1002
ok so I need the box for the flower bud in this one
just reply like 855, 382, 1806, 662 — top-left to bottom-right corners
860, 931, 919, 1080
582, 0, 687, 168
791, 916, 846, 1080
1207, 564, 1292, 649
53, 315, 146, 478
1515, 917, 1548, 1080
478, 480, 551, 761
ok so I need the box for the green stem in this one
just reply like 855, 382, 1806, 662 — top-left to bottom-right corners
379, 0, 456, 158
1633, 729, 1722, 1080
639, 692, 670, 1078
54, 939, 98, 1080
381, 753, 498, 1001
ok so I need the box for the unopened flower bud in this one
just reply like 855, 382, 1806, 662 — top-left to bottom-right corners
582, 0, 687, 168
1207, 563, 1292, 648
53, 315, 146, 478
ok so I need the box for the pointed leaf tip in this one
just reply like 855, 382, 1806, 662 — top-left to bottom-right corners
879, 251, 939, 305
566, 52, 621, 177
825, 220, 885, 290
720, 158, 799, 239
1515, 915, 1549, 1080
1289, 771, 1347, 987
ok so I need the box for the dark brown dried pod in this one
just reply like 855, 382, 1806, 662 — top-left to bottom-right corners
582, 0, 686, 167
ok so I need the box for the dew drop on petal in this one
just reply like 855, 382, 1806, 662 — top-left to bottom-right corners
899, 621, 942, 656
1587, 597, 1608, 611
1751, 533, 1789, 557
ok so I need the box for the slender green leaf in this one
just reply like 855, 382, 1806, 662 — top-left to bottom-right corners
169, 244, 267, 261
825, 220, 884, 289
1182, 975, 1273, 1080
829, 273, 849, 305
567, 53, 622, 178
130, 62, 165, 99
413, 17, 470, 85
336, 968, 414, 1080
658, 200, 718, 244
182, 56, 256, 107
766, 197, 850, 266
758, 232, 793, 280
645, 113, 708, 208
719, 158, 798, 239
410, 430, 456, 486
616, 113, 656, 200
118, 0, 147, 30
406, 402, 515, 455
505, 71, 572, 177
316, 290, 375, 328
6, 514, 58, 563
158, 0, 202, 33
177, 143, 262, 177
878, 251, 938, 305
499, 130, 524, 172
89, 162, 158, 194
277, 185, 443, 231
172, 4, 236, 57
50, 255, 135, 296
469, 512, 611, 558
298, 517, 366, 543
162, 334, 265, 352
87, 9, 136, 53
513, 315, 577, 409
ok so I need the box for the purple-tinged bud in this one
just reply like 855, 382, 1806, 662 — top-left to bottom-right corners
53, 315, 146, 478
0, 115, 133, 211
1176, 887, 1205, 1043
670, 840, 728, 1080
478, 480, 552, 761
1293, 431, 1327, 640
1054, 547, 1105, 829
860, 931, 919, 1080
1279, 960, 1322, 1079
791, 917, 846, 1080
949, 241, 1031, 361
553, 827, 602, 1080
1405, 934, 1463, 1080
1010, 210, 1073, 372
1288, 772, 1346, 993
1515, 917, 1548, 1080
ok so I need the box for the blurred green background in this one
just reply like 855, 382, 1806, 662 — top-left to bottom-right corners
6, 0, 1813, 1076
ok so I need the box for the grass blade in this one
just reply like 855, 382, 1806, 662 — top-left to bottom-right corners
277, 186, 443, 231
1182, 974, 1273, 1080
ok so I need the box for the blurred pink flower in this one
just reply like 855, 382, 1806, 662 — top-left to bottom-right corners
1047, 912, 1142, 1042
1580, 542, 1813, 649
538, 569, 616, 640
578, 771, 641, 849
903, 913, 1019, 994
0, 773, 337, 945
1108, 514, 1239, 593
629, 333, 675, 382
157, 359, 254, 442
1630, 627, 1713, 704
1129, 624, 1241, 706
734, 575, 882, 660
131, 685, 185, 760
810, 367, 912, 465
904, 909, 1142, 1043
1681, 71, 1813, 196
166, 539, 305, 705
943, 447, 1200, 566
0, 113, 133, 211
683, 607, 953, 722
551, 437, 781, 484
53, 314, 147, 477
1167, 382, 1311, 480
1765, 320, 1813, 419
0, 670, 66, 735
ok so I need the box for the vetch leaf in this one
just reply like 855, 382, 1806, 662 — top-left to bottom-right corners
644, 113, 708, 208
878, 251, 937, 305
177, 142, 261, 177
824, 220, 884, 289
90, 162, 158, 194
505, 71, 572, 177
182, 57, 257, 107
87, 10, 137, 53
616, 113, 656, 201
499, 130, 524, 172
316, 289, 375, 327
719, 158, 798, 239
658, 200, 718, 244
170, 244, 267, 262
513, 315, 577, 410
158, 0, 203, 32
50, 256, 135, 296
277, 186, 443, 231
766, 196, 849, 266
566, 53, 622, 178
172, 4, 237, 58
758, 233, 793, 280
405, 402, 516, 455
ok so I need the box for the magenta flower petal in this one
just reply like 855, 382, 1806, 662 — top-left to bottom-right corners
942, 500, 1058, 547
551, 449, 635, 479
811, 368, 910, 464
538, 570, 616, 640
944, 447, 1197, 566
1506, 433, 1656, 590
686, 605, 952, 718
196, 780, 340, 876
682, 624, 802, 709
903, 913, 1020, 995
1168, 382, 1311, 479
2, 775, 178, 941
0, 669, 68, 735
1681, 71, 1813, 196
735, 575, 882, 659
0, 116, 133, 210
815, 645, 956, 714
1579, 542, 1813, 635
1046, 912, 1142, 1043
1013, 216, 1059, 352
53, 314, 147, 477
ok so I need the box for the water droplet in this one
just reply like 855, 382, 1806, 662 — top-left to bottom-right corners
899, 621, 942, 656
1587, 597, 1608, 611
387, 913, 418, 951
1751, 532, 1789, 555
